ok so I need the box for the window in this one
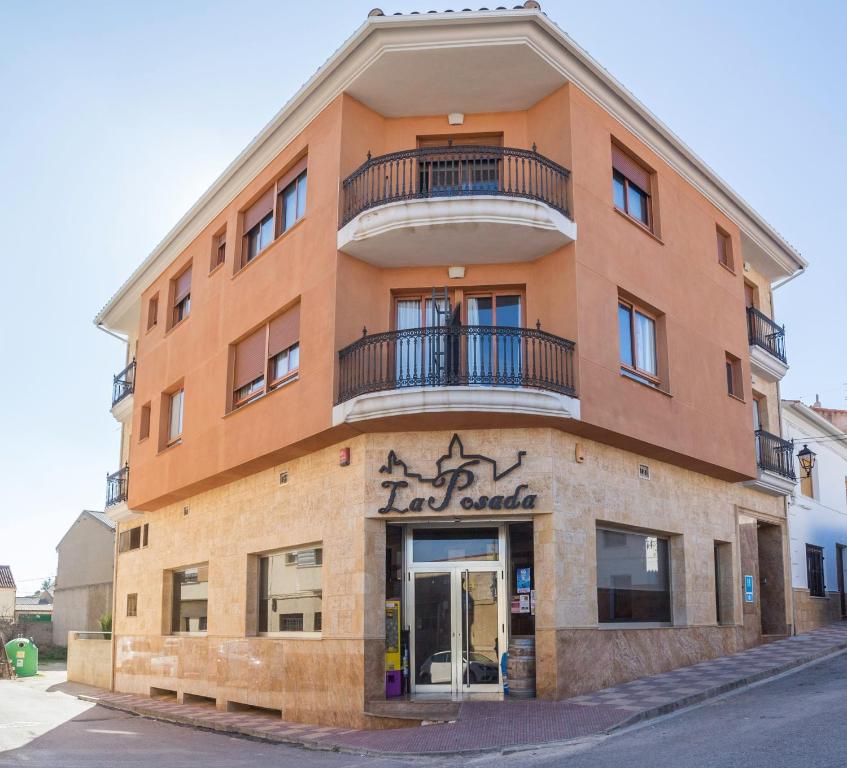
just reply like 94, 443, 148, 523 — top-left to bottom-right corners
612, 143, 652, 229
171, 565, 208, 633
716, 226, 733, 270
231, 303, 300, 409
168, 389, 184, 444
800, 469, 815, 499
119, 523, 149, 553
725, 353, 743, 399
277, 170, 307, 236
171, 265, 192, 327
147, 294, 159, 330
126, 593, 138, 617
139, 402, 151, 441
806, 545, 825, 597
258, 546, 323, 634
211, 229, 226, 271
596, 527, 671, 624
618, 299, 659, 386
239, 158, 308, 270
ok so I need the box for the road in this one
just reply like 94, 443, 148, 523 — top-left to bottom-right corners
2, 653, 847, 767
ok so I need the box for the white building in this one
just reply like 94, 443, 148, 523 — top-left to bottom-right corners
782, 399, 847, 632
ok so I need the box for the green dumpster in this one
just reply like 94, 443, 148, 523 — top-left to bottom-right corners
5, 638, 38, 677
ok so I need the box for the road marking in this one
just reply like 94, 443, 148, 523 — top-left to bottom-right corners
86, 729, 139, 736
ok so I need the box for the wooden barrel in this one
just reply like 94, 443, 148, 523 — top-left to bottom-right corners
507, 636, 536, 699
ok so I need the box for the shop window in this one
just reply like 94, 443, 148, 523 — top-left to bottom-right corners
714, 541, 733, 625
119, 523, 148, 553
230, 303, 300, 409
171, 565, 209, 634
258, 545, 323, 634
612, 143, 653, 230
126, 593, 138, 617
596, 526, 671, 624
806, 545, 825, 597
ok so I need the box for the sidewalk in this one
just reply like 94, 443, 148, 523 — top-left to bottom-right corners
80, 622, 847, 756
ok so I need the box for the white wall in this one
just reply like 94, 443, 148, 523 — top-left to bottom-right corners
783, 403, 847, 592
0, 587, 15, 620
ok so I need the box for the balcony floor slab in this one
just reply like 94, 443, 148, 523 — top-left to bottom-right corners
338, 195, 576, 267
332, 385, 580, 426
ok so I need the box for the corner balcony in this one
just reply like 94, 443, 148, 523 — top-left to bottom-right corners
744, 429, 796, 496
105, 464, 139, 522
332, 324, 579, 425
111, 359, 136, 422
337, 145, 576, 266
747, 307, 788, 382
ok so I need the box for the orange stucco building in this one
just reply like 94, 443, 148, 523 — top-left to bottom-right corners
97, 5, 806, 728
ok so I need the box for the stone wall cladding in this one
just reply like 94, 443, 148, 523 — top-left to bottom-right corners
794, 589, 843, 634
113, 427, 787, 727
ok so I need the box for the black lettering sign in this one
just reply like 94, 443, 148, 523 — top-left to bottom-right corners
377, 434, 536, 514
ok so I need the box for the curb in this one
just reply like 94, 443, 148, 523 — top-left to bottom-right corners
76, 639, 847, 758
606, 642, 847, 734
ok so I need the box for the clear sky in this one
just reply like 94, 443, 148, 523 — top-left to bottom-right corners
1, 1, 844, 592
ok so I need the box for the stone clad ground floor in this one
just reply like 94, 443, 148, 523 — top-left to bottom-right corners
113, 428, 791, 728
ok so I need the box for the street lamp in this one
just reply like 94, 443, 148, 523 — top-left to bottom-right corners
797, 444, 816, 478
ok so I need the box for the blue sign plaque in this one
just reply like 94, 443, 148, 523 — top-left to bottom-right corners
744, 574, 754, 603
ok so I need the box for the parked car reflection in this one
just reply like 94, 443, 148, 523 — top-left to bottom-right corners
419, 650, 499, 684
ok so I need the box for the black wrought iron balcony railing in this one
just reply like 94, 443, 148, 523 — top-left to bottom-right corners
755, 429, 796, 480
337, 324, 576, 405
747, 307, 787, 364
340, 145, 571, 227
112, 359, 136, 407
106, 464, 129, 507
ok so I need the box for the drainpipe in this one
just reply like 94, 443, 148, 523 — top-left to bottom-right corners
110, 523, 119, 692
97, 320, 128, 688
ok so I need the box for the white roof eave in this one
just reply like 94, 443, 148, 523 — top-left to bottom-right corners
95, 9, 805, 332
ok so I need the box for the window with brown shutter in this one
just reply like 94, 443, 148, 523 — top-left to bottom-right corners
211, 228, 226, 271
126, 593, 138, 617
241, 188, 275, 269
612, 143, 653, 229
716, 226, 733, 270
147, 294, 159, 330
233, 327, 267, 406
171, 265, 192, 327
725, 353, 743, 399
268, 305, 300, 387
275, 158, 308, 237
231, 303, 301, 409
139, 402, 151, 441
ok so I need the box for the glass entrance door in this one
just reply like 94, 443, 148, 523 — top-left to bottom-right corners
408, 526, 506, 695
460, 570, 501, 688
